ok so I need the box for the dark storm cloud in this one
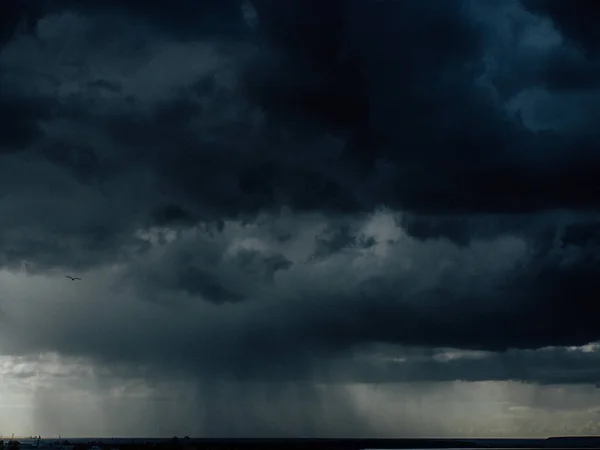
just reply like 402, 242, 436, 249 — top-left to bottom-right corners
245, 0, 600, 213
30, 0, 247, 41
84, 0, 600, 216
235, 249, 293, 280
160, 265, 245, 303
1, 211, 599, 388
340, 345, 600, 386
522, 0, 600, 55
150, 204, 196, 227
0, 0, 42, 48
0, 97, 47, 151
311, 223, 376, 260
302, 245, 599, 355
1, 0, 598, 232
1, 0, 600, 400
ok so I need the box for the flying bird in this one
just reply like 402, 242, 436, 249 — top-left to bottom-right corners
65, 276, 81, 281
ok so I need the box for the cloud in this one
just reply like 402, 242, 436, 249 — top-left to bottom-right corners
1, 0, 600, 436
522, 1, 600, 56
0, 210, 599, 388
1, 0, 599, 227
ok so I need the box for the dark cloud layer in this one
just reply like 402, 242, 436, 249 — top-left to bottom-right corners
1, 0, 600, 428
523, 0, 600, 55
3, 0, 600, 218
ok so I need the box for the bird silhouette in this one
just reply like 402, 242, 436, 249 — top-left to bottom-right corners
65, 276, 81, 281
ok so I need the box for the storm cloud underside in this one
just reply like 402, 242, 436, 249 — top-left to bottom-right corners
1, 0, 600, 437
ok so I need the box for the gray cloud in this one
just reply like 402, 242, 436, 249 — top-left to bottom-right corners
0, 211, 599, 386
2, 0, 600, 223
1, 0, 600, 437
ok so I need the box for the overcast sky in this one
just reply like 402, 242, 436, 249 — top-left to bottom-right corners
1, 0, 600, 438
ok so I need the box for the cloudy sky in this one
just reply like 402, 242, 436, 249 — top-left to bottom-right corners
1, 0, 600, 438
